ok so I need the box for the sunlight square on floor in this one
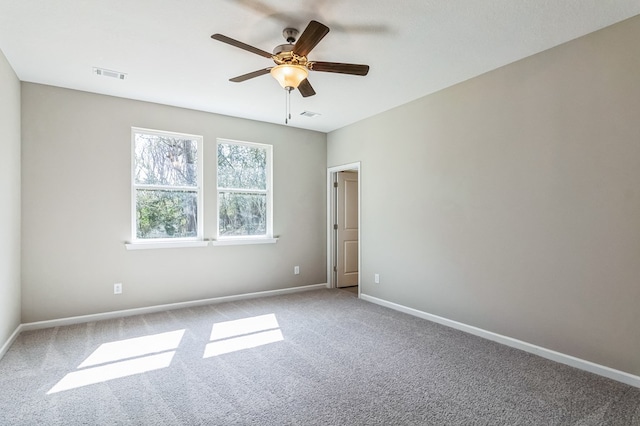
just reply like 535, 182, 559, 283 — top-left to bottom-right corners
203, 314, 283, 358
47, 330, 185, 394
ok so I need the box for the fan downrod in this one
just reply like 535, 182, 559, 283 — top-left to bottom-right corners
282, 28, 298, 43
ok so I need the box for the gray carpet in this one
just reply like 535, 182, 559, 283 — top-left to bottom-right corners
0, 289, 638, 425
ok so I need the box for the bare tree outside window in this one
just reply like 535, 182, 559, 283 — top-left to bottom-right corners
133, 130, 202, 240
217, 141, 270, 237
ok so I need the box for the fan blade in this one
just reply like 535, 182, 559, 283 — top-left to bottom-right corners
211, 34, 273, 59
293, 20, 329, 57
229, 68, 272, 82
298, 79, 316, 97
309, 61, 369, 76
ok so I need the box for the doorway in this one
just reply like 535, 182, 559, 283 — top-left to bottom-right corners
327, 162, 361, 296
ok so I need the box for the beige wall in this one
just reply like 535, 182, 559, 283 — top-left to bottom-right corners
21, 84, 327, 322
0, 49, 21, 346
328, 16, 640, 375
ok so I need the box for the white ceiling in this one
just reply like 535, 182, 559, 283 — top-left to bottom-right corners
1, 1, 639, 133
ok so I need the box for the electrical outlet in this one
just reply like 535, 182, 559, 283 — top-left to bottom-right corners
114, 283, 122, 295
294, 266, 300, 275
374, 274, 380, 284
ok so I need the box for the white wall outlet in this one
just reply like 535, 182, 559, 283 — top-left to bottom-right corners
374, 274, 380, 284
114, 283, 122, 294
294, 266, 300, 275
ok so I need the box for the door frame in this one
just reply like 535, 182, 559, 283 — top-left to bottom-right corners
327, 162, 361, 295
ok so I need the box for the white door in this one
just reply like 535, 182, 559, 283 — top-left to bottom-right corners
336, 171, 359, 287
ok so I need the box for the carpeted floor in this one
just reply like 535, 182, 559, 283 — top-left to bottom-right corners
1, 289, 638, 425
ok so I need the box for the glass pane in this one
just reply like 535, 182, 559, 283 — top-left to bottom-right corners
134, 133, 198, 186
217, 143, 266, 190
218, 192, 266, 236
136, 189, 198, 239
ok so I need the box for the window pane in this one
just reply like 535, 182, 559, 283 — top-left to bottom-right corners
217, 143, 266, 190
136, 189, 198, 239
218, 192, 266, 236
135, 133, 198, 186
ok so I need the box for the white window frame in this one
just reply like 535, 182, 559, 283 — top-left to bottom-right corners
214, 138, 275, 244
129, 127, 204, 247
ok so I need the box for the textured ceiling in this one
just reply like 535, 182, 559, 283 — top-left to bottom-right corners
1, 1, 639, 132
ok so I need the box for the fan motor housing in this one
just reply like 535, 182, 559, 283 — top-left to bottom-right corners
272, 44, 308, 66
273, 44, 294, 55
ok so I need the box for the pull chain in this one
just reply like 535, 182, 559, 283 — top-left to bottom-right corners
285, 87, 292, 125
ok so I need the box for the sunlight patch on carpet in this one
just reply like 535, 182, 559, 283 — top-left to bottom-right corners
203, 314, 283, 358
48, 329, 185, 394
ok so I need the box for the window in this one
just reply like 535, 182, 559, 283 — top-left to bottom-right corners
132, 128, 203, 241
216, 139, 272, 240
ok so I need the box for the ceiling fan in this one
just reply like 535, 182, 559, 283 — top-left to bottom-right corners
211, 20, 370, 98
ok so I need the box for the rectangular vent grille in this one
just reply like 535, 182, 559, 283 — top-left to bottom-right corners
93, 67, 126, 80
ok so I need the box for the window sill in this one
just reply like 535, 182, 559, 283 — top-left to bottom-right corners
210, 237, 278, 246
125, 240, 209, 250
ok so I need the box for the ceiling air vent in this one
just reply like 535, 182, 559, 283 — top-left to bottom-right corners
93, 67, 126, 80
300, 111, 321, 118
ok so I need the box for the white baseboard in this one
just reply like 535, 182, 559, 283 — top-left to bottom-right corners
0, 324, 23, 360
19, 283, 328, 332
360, 293, 640, 389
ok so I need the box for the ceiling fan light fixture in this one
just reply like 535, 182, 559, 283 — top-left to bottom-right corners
270, 64, 308, 89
